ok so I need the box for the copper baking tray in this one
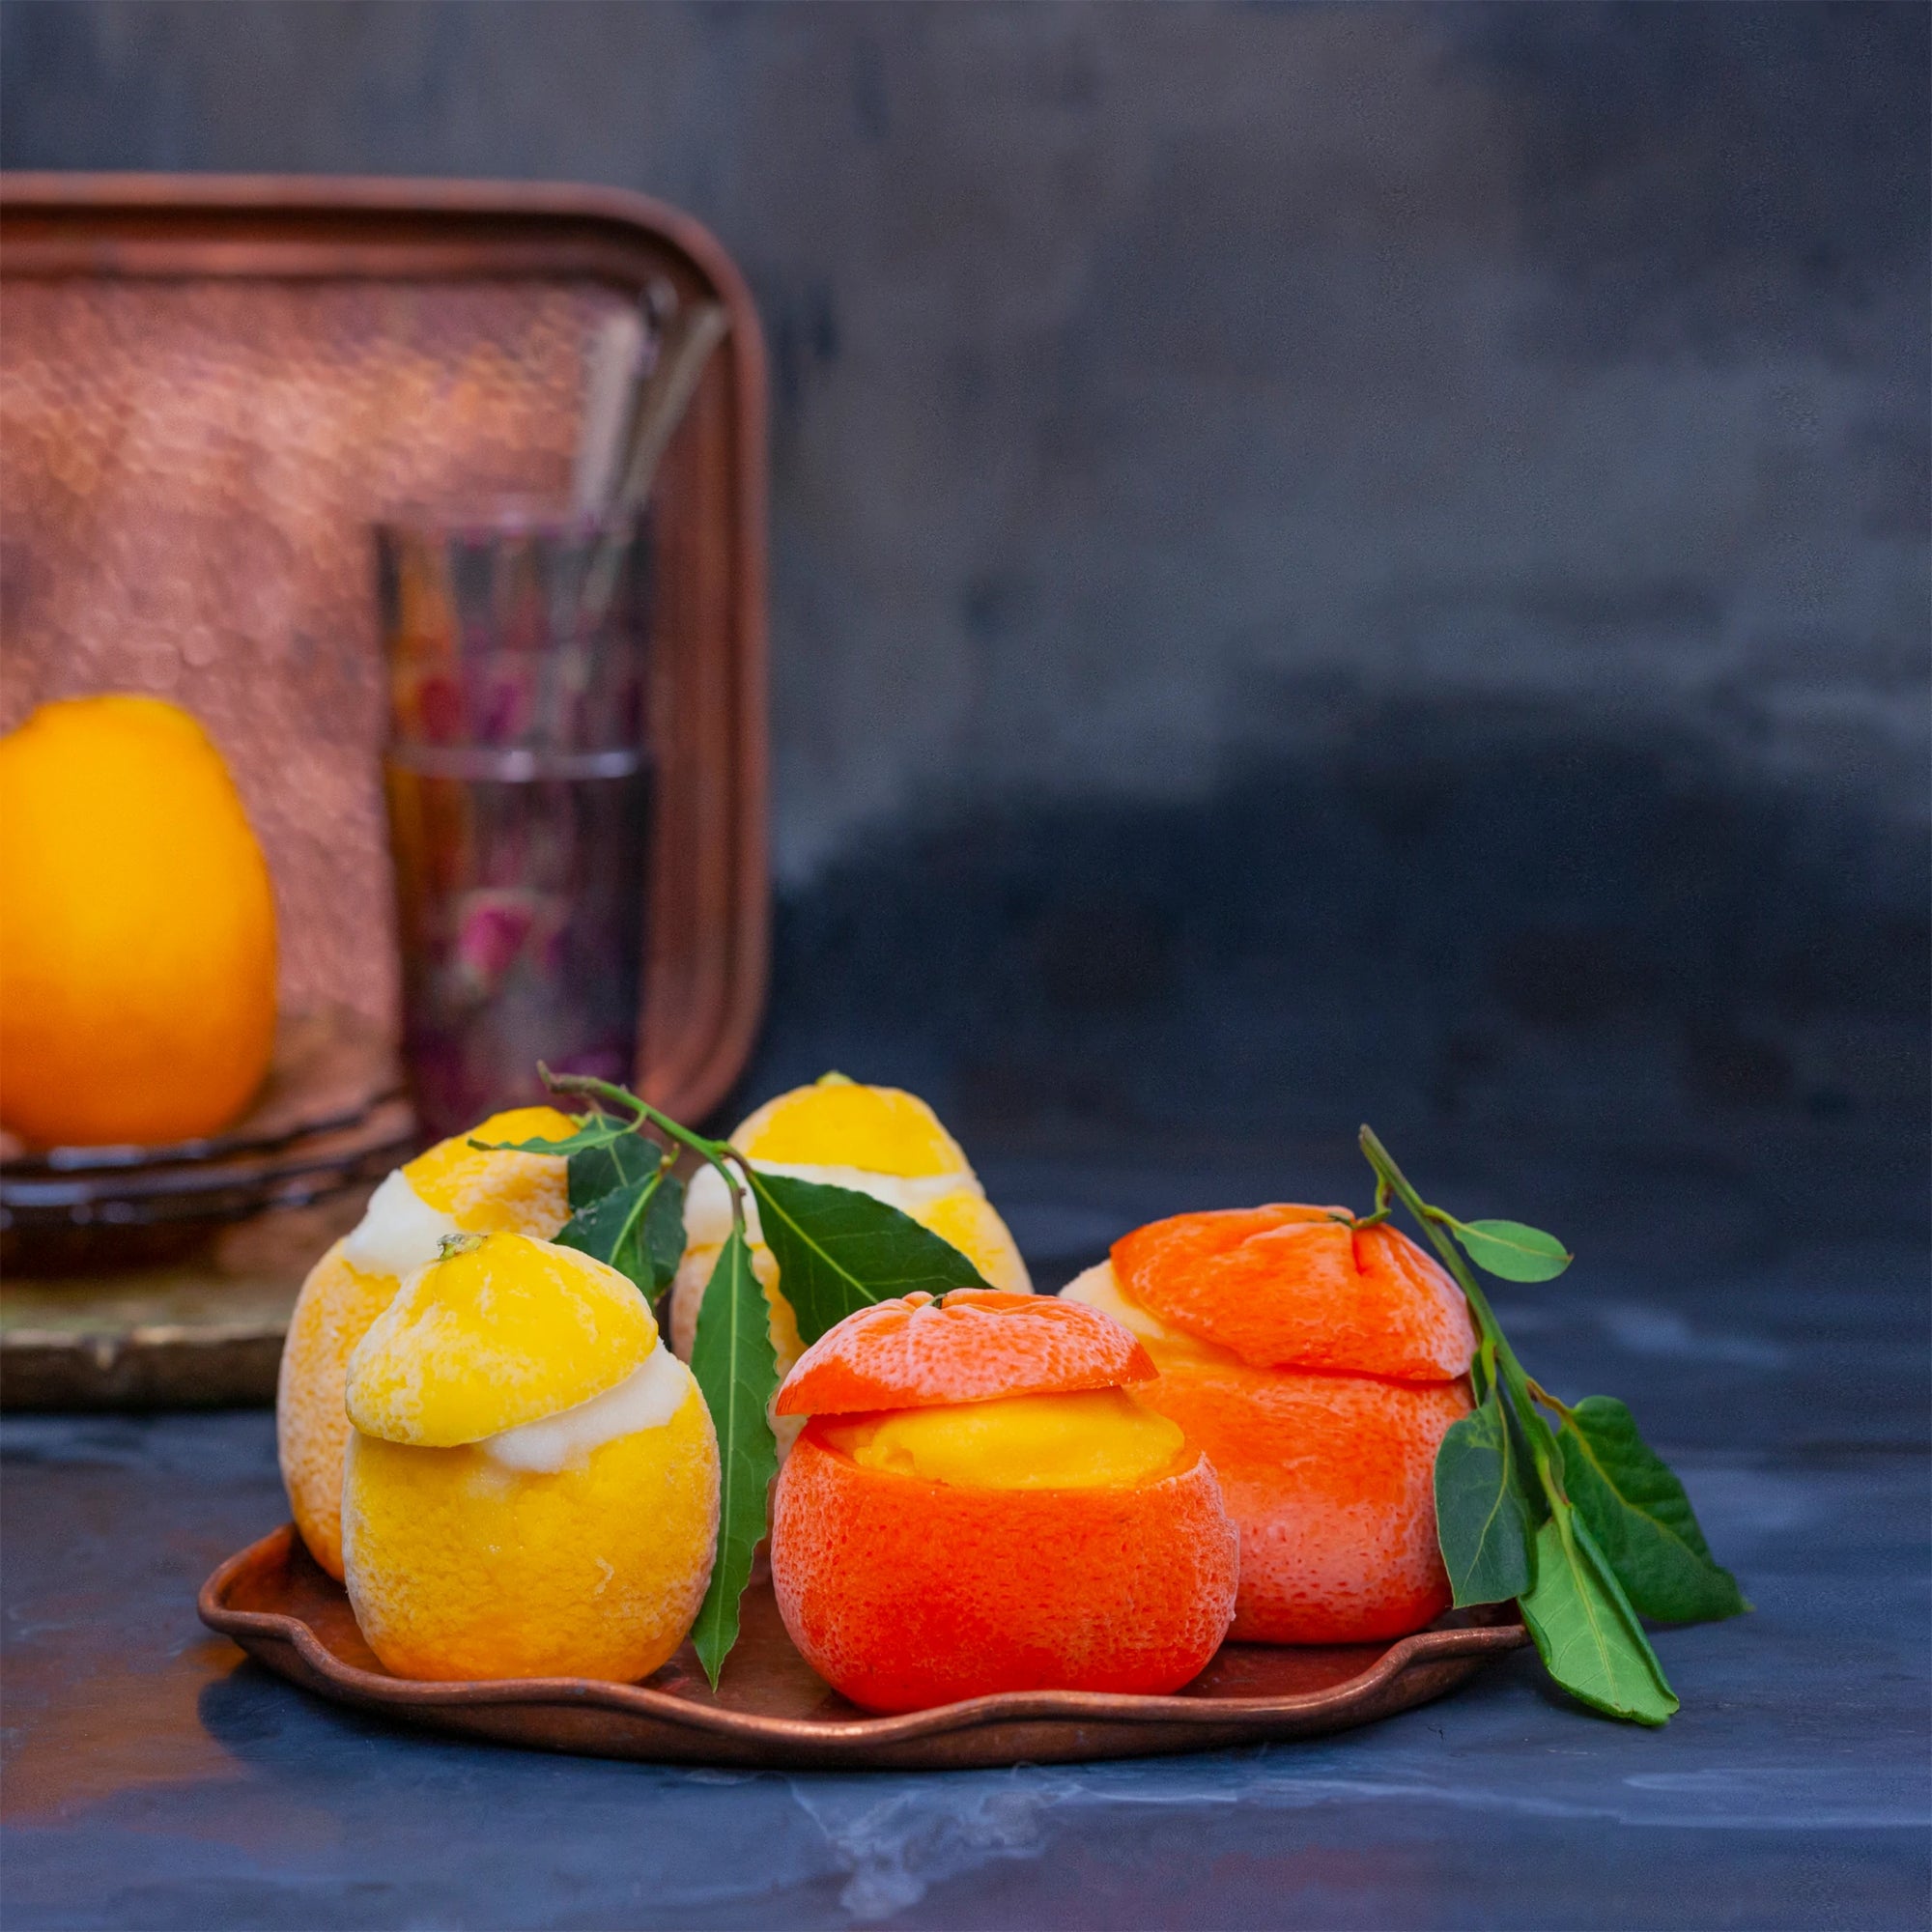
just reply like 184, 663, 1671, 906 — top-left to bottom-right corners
201, 1526, 1530, 1770
0, 173, 767, 1124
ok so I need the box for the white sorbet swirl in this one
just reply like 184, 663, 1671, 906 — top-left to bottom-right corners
482, 1345, 696, 1474
341, 1168, 464, 1280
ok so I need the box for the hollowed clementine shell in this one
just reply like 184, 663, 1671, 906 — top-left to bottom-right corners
771, 1428, 1238, 1712
1131, 1350, 1470, 1642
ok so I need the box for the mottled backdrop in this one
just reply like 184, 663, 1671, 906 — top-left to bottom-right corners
4, 1, 1925, 1247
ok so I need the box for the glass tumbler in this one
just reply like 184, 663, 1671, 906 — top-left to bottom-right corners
376, 506, 652, 1142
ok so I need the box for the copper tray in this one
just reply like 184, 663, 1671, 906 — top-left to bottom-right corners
0, 174, 768, 1123
201, 1526, 1530, 1770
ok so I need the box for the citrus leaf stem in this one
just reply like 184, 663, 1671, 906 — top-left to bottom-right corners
1358, 1125, 1682, 1724
1357, 1126, 1553, 1482
538, 1067, 750, 1228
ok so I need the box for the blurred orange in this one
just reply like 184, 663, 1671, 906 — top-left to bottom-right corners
0, 695, 277, 1147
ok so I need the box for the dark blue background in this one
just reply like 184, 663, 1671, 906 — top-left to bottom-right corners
5, 1, 1925, 1240
3, 9, 1926, 1926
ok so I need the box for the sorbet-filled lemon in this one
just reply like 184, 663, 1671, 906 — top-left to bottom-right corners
0, 695, 277, 1147
275, 1105, 577, 1578
666, 1075, 1031, 1451
342, 1231, 719, 1683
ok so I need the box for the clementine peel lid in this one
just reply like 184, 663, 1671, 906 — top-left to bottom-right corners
776, 1290, 1153, 1415
477, 1068, 1744, 1723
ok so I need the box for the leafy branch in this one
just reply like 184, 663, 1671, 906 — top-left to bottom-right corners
471, 1068, 991, 1689
1359, 1126, 1746, 1726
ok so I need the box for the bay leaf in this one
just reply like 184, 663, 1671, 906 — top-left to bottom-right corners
1435, 1385, 1541, 1605
688, 1228, 780, 1688
1520, 1512, 1679, 1726
744, 1170, 990, 1346
1452, 1217, 1574, 1282
468, 1115, 635, 1160
554, 1166, 687, 1298
1558, 1396, 1747, 1623
567, 1126, 660, 1209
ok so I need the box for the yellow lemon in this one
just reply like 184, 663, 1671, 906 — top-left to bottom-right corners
275, 1105, 576, 1578
666, 1074, 1032, 1456
341, 1231, 719, 1682
0, 695, 277, 1147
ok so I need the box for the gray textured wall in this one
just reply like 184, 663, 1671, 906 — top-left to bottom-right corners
5, 1, 1926, 1225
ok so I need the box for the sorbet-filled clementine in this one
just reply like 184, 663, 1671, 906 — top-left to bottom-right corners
769, 1290, 1238, 1713
1064, 1208, 1477, 1644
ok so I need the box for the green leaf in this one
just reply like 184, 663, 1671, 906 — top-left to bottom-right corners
468, 1115, 635, 1160
554, 1166, 686, 1296
1520, 1512, 1679, 1725
1558, 1397, 1747, 1623
567, 1126, 660, 1209
643, 1175, 689, 1292
1451, 1217, 1574, 1282
744, 1170, 991, 1346
1435, 1386, 1542, 1605
688, 1228, 780, 1689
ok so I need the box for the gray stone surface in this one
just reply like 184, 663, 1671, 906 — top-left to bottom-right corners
3, 1172, 1927, 1929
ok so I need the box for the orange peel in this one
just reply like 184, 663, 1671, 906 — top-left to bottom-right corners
1066, 1208, 1478, 1644
769, 1290, 1236, 1712
775, 1289, 1152, 1417
1112, 1205, 1475, 1380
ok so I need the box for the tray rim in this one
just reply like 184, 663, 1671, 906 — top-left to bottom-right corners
0, 171, 769, 1127
200, 1524, 1531, 1759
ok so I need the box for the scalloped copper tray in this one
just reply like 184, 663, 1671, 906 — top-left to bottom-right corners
200, 1526, 1529, 1769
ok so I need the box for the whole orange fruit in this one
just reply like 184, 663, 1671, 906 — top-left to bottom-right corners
0, 695, 278, 1147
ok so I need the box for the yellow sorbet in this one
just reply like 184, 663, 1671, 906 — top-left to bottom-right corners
819, 1388, 1187, 1492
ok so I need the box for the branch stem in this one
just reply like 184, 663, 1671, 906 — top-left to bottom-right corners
1358, 1125, 1572, 1518
543, 1068, 750, 1236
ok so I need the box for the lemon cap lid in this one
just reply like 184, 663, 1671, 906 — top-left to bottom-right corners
732, 1074, 970, 1178
345, 1231, 657, 1446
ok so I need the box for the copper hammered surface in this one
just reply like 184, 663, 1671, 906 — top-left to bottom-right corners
0, 177, 770, 1122
0, 275, 600, 1028
200, 1526, 1530, 1769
